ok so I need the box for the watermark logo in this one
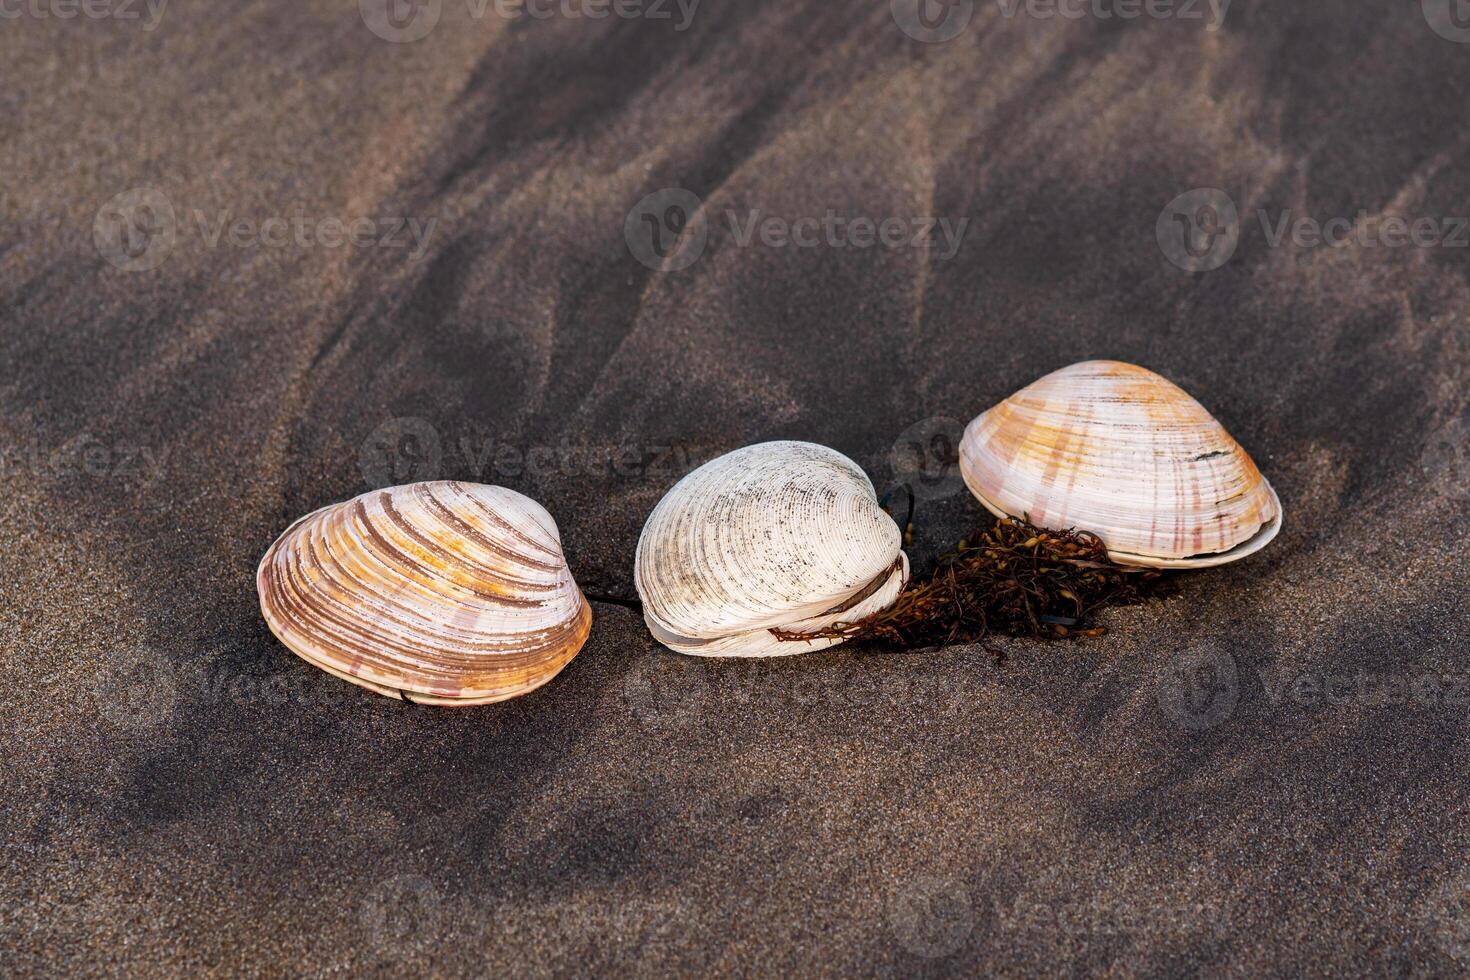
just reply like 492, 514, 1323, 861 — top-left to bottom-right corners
1421, 415, 1470, 504
1157, 643, 1239, 730
360, 0, 442, 42
94, 187, 177, 273
889, 416, 967, 502
1423, 874, 1470, 966
891, 0, 974, 42
887, 875, 975, 958
1156, 188, 1239, 273
360, 417, 445, 487
359, 873, 444, 960
91, 649, 179, 731
625, 188, 708, 272
1423, 0, 1470, 43
622, 655, 711, 730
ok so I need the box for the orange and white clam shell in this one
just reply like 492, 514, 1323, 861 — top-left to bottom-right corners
959, 361, 1282, 569
257, 481, 591, 705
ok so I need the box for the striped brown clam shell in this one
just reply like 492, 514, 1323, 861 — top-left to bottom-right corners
257, 481, 590, 706
959, 360, 1282, 568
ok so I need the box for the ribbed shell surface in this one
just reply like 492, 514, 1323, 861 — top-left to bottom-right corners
635, 441, 908, 657
959, 361, 1282, 568
257, 481, 590, 705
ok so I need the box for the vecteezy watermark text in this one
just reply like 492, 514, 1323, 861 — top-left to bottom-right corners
994, 0, 1230, 29
1002, 892, 1230, 938
471, 0, 698, 26
1258, 668, 1470, 711
625, 188, 969, 272
0, 432, 168, 486
1256, 212, 1470, 251
726, 211, 968, 258
0, 0, 167, 30
892, 0, 1229, 42
1158, 188, 1469, 273
191, 211, 437, 258
94, 188, 438, 273
1158, 646, 1470, 731
624, 658, 975, 733
360, 0, 699, 43
359, 416, 706, 488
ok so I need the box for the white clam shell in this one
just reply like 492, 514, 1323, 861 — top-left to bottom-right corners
635, 441, 909, 657
257, 481, 591, 705
959, 361, 1282, 569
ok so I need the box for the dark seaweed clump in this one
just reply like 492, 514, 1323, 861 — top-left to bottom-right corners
775, 517, 1173, 652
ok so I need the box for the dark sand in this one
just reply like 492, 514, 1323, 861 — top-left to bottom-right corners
5, 0, 1470, 975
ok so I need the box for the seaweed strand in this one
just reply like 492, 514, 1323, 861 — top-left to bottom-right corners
773, 517, 1171, 652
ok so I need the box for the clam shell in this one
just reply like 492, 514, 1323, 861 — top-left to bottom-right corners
635, 441, 909, 657
959, 360, 1282, 569
257, 481, 590, 705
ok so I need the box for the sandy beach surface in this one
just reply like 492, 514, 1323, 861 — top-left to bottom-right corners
4, 0, 1470, 974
